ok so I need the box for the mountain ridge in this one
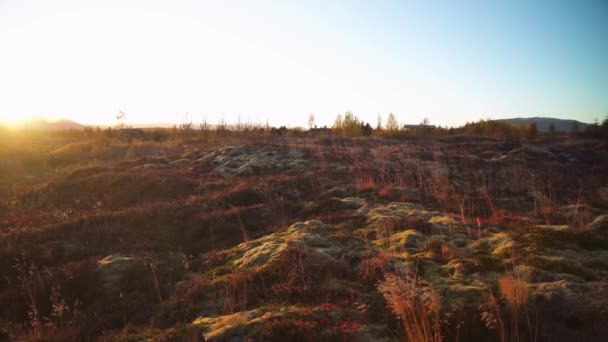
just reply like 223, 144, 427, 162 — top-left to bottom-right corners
496, 117, 590, 132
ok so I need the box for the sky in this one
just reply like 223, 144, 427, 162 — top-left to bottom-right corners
0, 0, 606, 128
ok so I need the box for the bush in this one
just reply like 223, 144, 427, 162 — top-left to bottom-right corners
332, 111, 371, 137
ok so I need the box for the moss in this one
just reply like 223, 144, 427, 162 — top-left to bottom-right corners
527, 255, 596, 281
476, 254, 506, 272
365, 202, 437, 222
233, 236, 288, 269
534, 225, 575, 233
96, 254, 140, 293
212, 146, 310, 177
193, 310, 269, 340
373, 229, 427, 252
436, 283, 486, 307
444, 258, 482, 278
214, 220, 350, 277
429, 215, 461, 228
468, 232, 517, 258
417, 259, 450, 280
339, 197, 367, 209
102, 326, 185, 342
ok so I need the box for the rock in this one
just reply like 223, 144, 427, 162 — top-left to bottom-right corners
325, 185, 355, 197
337, 197, 367, 209
433, 151, 447, 160
233, 234, 288, 269
429, 215, 462, 232
535, 225, 576, 233
331, 163, 349, 172
234, 164, 255, 176
468, 232, 517, 258
192, 310, 265, 341
450, 236, 468, 248
364, 202, 437, 223
211, 146, 310, 177
490, 154, 510, 162
524, 144, 556, 158
170, 159, 191, 166
588, 215, 608, 235
446, 258, 481, 277
381, 187, 420, 202
530, 280, 608, 340
131, 163, 161, 170
374, 229, 427, 252
182, 151, 197, 159
97, 254, 140, 293
196, 152, 216, 164
508, 145, 556, 159
463, 154, 481, 162
232, 220, 339, 269
150, 156, 171, 164
287, 159, 309, 170
419, 152, 434, 161
185, 326, 206, 342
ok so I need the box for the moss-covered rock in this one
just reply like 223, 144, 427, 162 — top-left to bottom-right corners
97, 254, 140, 293
193, 309, 270, 340
211, 146, 310, 177
229, 221, 343, 270
373, 229, 427, 253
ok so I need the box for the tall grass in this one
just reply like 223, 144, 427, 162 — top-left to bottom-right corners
378, 272, 443, 342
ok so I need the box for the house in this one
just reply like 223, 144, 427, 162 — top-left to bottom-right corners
403, 124, 437, 130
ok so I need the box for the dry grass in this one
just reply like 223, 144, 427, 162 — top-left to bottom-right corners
378, 272, 443, 342
498, 275, 529, 309
481, 268, 534, 342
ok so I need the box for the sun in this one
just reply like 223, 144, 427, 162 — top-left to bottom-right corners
0, 114, 22, 126
0, 114, 53, 127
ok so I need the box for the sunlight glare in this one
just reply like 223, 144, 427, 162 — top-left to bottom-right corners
0, 114, 57, 127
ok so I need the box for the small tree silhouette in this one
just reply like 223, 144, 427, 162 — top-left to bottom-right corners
115, 111, 126, 129
308, 113, 315, 130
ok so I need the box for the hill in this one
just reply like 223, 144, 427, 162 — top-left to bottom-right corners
19, 116, 84, 131
497, 117, 590, 132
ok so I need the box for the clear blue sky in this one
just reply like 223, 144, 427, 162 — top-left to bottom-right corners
0, 0, 606, 127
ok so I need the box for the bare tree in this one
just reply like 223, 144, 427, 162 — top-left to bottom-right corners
115, 110, 126, 129
386, 112, 399, 131
308, 113, 315, 129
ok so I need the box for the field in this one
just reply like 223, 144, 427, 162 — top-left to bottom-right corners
1, 128, 607, 341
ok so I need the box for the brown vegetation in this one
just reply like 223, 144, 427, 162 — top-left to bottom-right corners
0, 121, 607, 341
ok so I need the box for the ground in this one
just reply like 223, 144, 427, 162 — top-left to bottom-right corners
0, 134, 607, 341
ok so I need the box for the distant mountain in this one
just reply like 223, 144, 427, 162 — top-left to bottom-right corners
496, 117, 590, 132
20, 117, 84, 131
